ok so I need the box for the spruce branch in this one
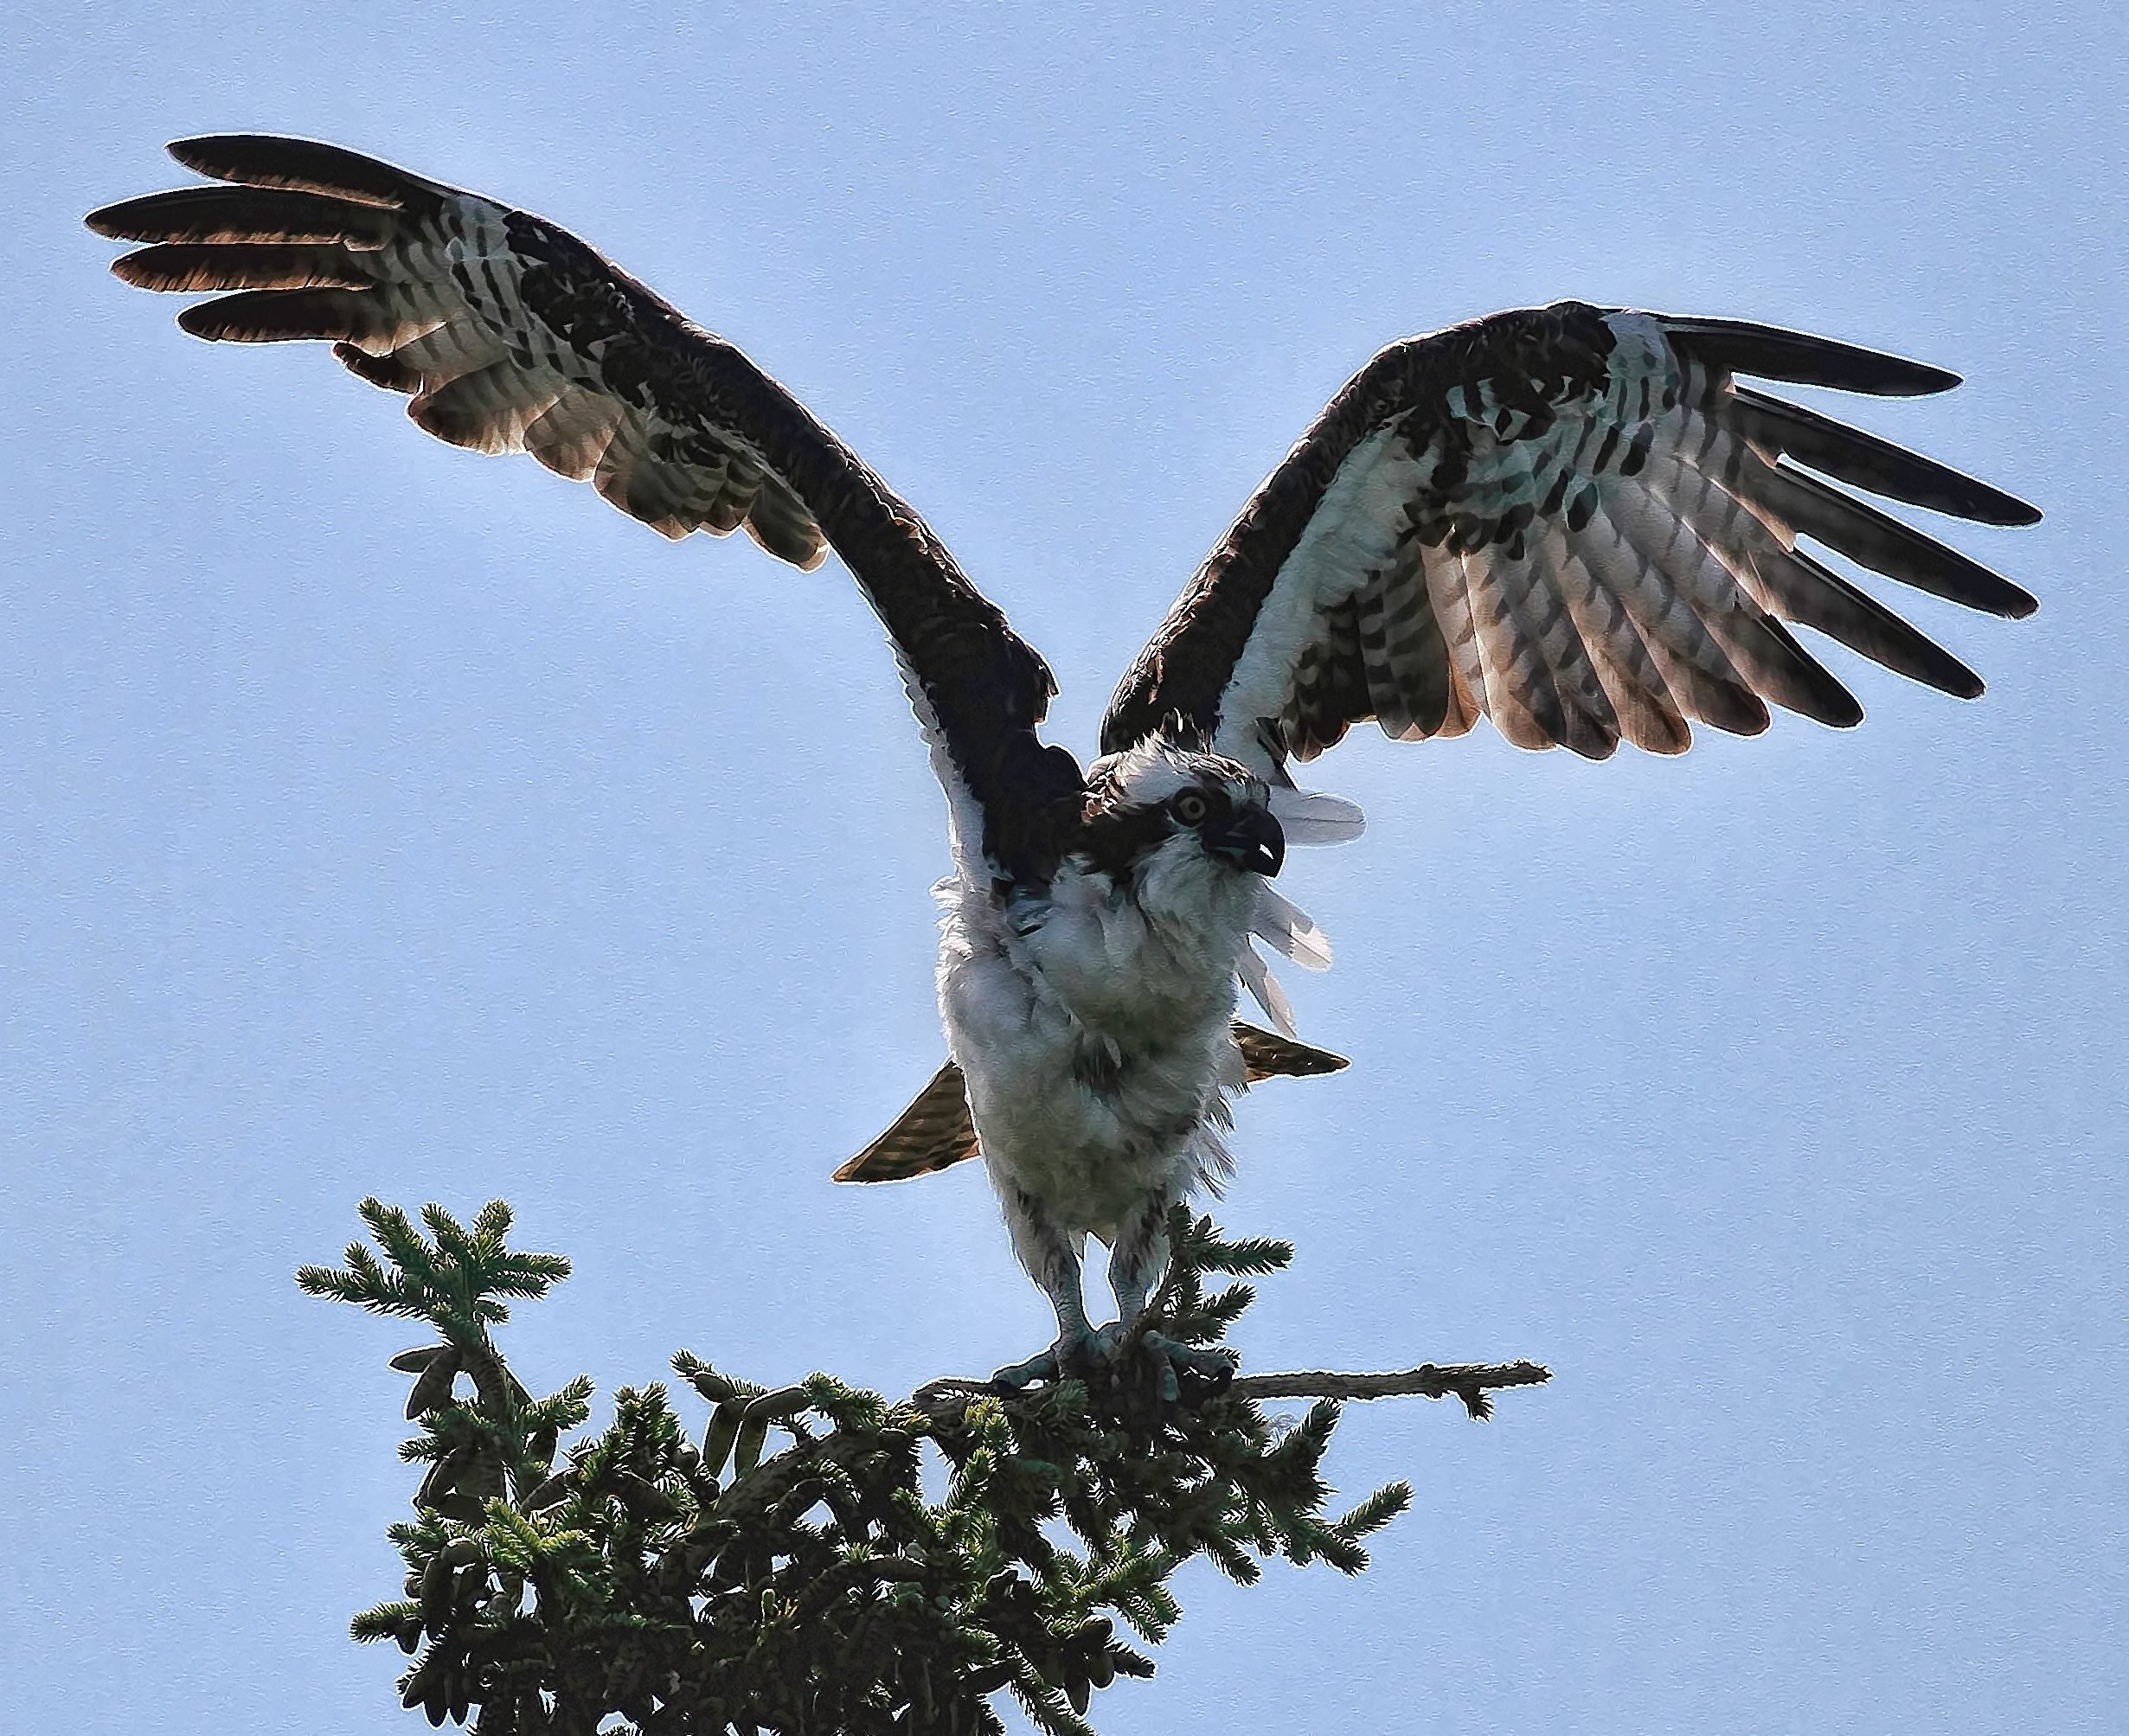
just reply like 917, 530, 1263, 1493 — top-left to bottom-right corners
1232, 1359, 1552, 1418
915, 1209, 1549, 1422
306, 1198, 1546, 1733
909, 1361, 1549, 1423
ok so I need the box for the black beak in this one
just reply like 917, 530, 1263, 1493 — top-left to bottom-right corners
1208, 805, 1284, 877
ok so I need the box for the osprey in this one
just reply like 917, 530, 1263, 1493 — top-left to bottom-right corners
92, 137, 2038, 1391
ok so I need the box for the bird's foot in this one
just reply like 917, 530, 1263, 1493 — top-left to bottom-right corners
988, 1344, 1061, 1392
990, 1323, 1106, 1393
989, 1321, 1236, 1408
1135, 1329, 1238, 1405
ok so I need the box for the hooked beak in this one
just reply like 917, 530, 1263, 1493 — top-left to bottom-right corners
1208, 805, 1285, 877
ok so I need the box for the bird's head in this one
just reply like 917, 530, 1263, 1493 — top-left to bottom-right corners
1078, 740, 1283, 882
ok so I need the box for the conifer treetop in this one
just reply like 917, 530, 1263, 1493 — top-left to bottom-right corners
301, 1199, 1546, 1734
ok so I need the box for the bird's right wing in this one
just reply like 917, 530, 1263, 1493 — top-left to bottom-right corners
90, 135, 1084, 885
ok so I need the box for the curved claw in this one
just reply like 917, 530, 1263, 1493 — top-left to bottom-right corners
1088, 1320, 1133, 1362
991, 1325, 1237, 1407
988, 1346, 1061, 1393
1142, 1331, 1238, 1400
991, 1323, 1108, 1393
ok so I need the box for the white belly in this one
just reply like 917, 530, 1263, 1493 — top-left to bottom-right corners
935, 866, 1250, 1240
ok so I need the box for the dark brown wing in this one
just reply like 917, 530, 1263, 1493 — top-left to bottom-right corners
833, 1024, 1346, 1183
1101, 302, 2038, 772
834, 1061, 979, 1183
1234, 1022, 1349, 1080
91, 135, 1082, 883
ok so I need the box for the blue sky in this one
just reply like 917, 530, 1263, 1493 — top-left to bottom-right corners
4, 3, 2125, 1731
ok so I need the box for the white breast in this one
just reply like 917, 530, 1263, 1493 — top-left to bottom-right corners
933, 853, 1254, 1240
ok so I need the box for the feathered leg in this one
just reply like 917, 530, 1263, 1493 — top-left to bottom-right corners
1100, 1188, 1236, 1400
989, 1182, 1098, 1389
988, 1169, 1237, 1400
1104, 1189, 1174, 1329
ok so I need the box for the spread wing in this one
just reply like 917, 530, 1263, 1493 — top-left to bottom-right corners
90, 135, 1084, 885
1101, 301, 2038, 772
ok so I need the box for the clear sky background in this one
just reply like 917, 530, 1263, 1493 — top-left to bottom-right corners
4, 3, 2124, 1731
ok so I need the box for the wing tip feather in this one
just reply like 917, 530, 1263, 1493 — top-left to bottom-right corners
1959, 489, 2044, 531
1904, 648, 1986, 700
85, 195, 176, 241
334, 339, 421, 393
1659, 312, 1964, 396
164, 132, 417, 208
175, 286, 365, 343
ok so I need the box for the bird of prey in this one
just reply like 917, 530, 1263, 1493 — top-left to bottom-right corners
91, 136, 2038, 1393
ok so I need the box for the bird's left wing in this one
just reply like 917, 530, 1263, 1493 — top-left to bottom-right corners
90, 136, 1081, 884
1101, 301, 2037, 773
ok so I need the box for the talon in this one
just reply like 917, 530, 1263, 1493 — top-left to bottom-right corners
1143, 1331, 1237, 1396
1061, 1323, 1135, 1382
989, 1347, 1060, 1392
992, 1323, 1235, 1406
991, 1323, 1107, 1393
1087, 1321, 1132, 1362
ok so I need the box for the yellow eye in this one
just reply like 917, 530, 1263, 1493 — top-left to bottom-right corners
1171, 789, 1210, 825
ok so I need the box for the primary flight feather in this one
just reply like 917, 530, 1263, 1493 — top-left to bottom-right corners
91, 136, 2039, 1391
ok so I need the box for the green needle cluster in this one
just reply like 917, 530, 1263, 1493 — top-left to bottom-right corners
302, 1201, 1419, 1734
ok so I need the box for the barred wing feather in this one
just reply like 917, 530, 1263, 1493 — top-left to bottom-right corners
90, 135, 1080, 886
1101, 302, 2037, 773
